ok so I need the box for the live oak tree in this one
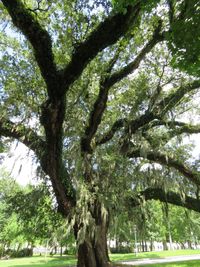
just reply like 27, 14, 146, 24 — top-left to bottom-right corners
1, 0, 200, 266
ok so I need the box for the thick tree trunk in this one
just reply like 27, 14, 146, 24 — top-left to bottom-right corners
75, 206, 110, 267
77, 238, 109, 267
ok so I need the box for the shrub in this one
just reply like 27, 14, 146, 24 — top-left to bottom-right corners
5, 248, 33, 258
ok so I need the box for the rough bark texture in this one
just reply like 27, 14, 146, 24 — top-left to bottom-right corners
75, 202, 110, 267
77, 229, 109, 267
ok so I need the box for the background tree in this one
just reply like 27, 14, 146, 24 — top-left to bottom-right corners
0, 169, 71, 257
0, 169, 22, 256
1, 1, 200, 266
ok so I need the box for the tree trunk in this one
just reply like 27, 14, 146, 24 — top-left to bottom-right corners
75, 206, 110, 267
77, 238, 109, 267
141, 239, 145, 252
163, 238, 168, 250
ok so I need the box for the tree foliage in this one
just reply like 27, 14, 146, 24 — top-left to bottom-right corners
1, 0, 200, 266
167, 0, 200, 75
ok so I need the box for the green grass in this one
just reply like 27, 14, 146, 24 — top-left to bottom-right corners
0, 255, 76, 267
110, 249, 200, 261
0, 250, 200, 267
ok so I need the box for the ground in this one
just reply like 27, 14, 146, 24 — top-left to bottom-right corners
0, 250, 200, 267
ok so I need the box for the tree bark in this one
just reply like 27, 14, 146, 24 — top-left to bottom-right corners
75, 204, 110, 267
77, 236, 109, 267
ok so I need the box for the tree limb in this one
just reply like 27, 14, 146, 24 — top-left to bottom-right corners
1, 0, 59, 99
0, 117, 76, 216
105, 22, 164, 89
156, 80, 200, 116
97, 79, 200, 146
62, 3, 141, 90
127, 148, 200, 186
0, 118, 45, 158
96, 119, 126, 145
142, 120, 200, 145
131, 187, 200, 213
81, 23, 165, 152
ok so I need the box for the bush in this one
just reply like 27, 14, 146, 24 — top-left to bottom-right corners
110, 246, 132, 253
5, 248, 33, 258
63, 246, 77, 255
0, 246, 5, 257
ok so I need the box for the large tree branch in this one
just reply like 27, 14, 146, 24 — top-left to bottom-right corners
97, 111, 156, 146
142, 120, 200, 146
0, 117, 75, 216
156, 80, 200, 115
127, 148, 200, 186
131, 187, 200, 213
96, 119, 126, 146
81, 24, 164, 152
81, 79, 111, 153
128, 81, 200, 135
1, 0, 59, 99
105, 23, 164, 89
166, 122, 200, 136
62, 3, 141, 90
97, 80, 200, 146
0, 118, 46, 158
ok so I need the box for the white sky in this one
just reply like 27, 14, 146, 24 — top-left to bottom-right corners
1, 142, 38, 186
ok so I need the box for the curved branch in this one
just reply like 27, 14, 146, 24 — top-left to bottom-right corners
62, 3, 141, 90
81, 82, 110, 153
105, 23, 165, 89
131, 187, 200, 213
96, 119, 126, 145
142, 120, 200, 146
2, 0, 59, 99
97, 79, 200, 146
167, 122, 200, 136
156, 80, 200, 115
81, 24, 164, 152
127, 148, 200, 186
127, 81, 200, 139
0, 118, 76, 216
0, 118, 46, 158
97, 111, 156, 146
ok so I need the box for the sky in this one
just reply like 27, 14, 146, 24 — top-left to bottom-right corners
1, 142, 38, 186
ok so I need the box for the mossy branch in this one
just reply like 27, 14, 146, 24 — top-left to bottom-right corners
127, 148, 200, 186
131, 187, 200, 213
0, 118, 46, 158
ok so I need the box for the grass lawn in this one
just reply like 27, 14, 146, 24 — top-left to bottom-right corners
110, 249, 200, 261
0, 250, 200, 267
0, 255, 76, 267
